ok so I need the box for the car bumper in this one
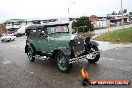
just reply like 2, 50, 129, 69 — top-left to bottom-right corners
69, 50, 102, 64
1, 38, 10, 42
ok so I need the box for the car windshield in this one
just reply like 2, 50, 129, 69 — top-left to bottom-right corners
47, 25, 69, 34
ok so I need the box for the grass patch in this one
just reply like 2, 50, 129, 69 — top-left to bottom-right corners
94, 27, 132, 43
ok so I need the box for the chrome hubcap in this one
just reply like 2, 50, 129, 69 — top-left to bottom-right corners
57, 54, 67, 69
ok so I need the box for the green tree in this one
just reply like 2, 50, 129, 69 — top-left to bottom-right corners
118, 10, 122, 15
129, 12, 132, 16
123, 9, 127, 13
111, 11, 117, 15
72, 16, 94, 33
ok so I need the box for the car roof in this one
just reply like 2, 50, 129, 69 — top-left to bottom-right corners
25, 23, 69, 30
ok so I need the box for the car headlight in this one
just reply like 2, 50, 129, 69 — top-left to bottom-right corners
69, 40, 76, 47
85, 37, 90, 44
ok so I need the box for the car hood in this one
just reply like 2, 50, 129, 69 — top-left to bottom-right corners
49, 33, 82, 41
48, 33, 84, 50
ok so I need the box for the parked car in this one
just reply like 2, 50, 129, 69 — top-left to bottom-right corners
7, 28, 19, 34
13, 26, 26, 37
0, 34, 16, 42
14, 32, 24, 37
25, 23, 101, 73
17, 26, 26, 34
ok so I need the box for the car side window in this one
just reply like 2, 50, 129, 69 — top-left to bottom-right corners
56, 26, 62, 32
38, 28, 48, 38
47, 26, 68, 35
28, 29, 37, 38
47, 27, 56, 35
62, 26, 68, 32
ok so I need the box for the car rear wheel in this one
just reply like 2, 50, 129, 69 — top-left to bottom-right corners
12, 38, 15, 41
86, 46, 100, 63
27, 46, 35, 62
56, 51, 71, 73
1, 40, 4, 42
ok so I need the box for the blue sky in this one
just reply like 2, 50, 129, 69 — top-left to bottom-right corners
0, 0, 132, 21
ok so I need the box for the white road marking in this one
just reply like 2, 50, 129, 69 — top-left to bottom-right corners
3, 60, 11, 64
101, 58, 114, 61
109, 59, 114, 61
30, 72, 33, 74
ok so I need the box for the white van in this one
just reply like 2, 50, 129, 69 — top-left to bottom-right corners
15, 25, 30, 37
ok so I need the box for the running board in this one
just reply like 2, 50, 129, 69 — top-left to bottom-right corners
33, 55, 50, 60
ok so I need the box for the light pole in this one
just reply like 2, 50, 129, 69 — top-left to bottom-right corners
121, 0, 124, 29
68, 6, 70, 21
68, 2, 76, 21
68, 2, 76, 33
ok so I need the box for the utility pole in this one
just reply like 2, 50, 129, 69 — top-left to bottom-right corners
68, 7, 70, 21
68, 2, 76, 33
68, 2, 76, 21
121, 0, 124, 29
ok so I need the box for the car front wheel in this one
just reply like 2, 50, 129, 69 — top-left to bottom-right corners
26, 46, 35, 62
9, 38, 11, 41
12, 38, 15, 41
56, 51, 71, 73
86, 46, 100, 63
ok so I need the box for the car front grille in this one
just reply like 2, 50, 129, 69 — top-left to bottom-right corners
72, 38, 85, 56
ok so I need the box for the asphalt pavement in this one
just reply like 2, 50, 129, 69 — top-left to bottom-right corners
0, 36, 132, 88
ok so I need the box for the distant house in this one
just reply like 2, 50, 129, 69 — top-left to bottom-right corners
6, 19, 50, 29
0, 23, 7, 36
97, 17, 107, 28
6, 19, 33, 27
109, 14, 129, 23
5, 18, 60, 33
32, 19, 58, 24
90, 15, 98, 22
6, 19, 28, 33
89, 15, 107, 28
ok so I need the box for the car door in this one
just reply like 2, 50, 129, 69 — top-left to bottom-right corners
27, 29, 39, 50
38, 27, 51, 53
47, 26, 69, 51
46, 26, 58, 51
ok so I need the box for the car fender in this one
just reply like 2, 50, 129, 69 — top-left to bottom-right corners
25, 43, 30, 53
58, 47, 71, 56
25, 43, 36, 53
90, 40, 99, 46
52, 47, 71, 58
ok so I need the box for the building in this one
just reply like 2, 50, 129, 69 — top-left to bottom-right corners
90, 15, 107, 28
0, 23, 7, 36
109, 14, 129, 23
5, 18, 58, 33
90, 15, 98, 22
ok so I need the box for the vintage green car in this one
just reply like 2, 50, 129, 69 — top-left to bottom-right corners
25, 23, 100, 72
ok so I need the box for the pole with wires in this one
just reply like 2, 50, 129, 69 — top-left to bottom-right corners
121, 0, 124, 29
